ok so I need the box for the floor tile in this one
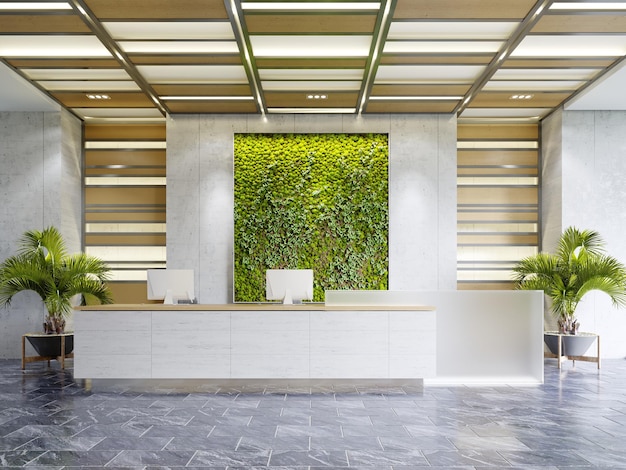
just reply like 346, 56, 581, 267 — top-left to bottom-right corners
1, 359, 626, 468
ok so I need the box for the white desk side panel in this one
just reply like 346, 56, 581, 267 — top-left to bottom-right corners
151, 311, 231, 378
74, 311, 152, 379
230, 310, 310, 378
310, 311, 389, 378
389, 310, 436, 378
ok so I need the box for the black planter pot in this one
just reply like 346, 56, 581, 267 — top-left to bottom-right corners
544, 332, 596, 357
26, 334, 74, 357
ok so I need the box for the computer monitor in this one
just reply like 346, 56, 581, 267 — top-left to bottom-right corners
147, 269, 195, 304
266, 269, 314, 304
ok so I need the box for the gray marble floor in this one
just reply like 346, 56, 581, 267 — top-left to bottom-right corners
1, 358, 625, 469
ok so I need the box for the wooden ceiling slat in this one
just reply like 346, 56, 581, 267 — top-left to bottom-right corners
265, 92, 358, 108
255, 58, 367, 68
165, 101, 258, 113
152, 84, 252, 96
83, 0, 228, 19
502, 58, 615, 68
129, 55, 243, 65
0, 15, 91, 33
393, 0, 537, 20
468, 92, 570, 108
51, 92, 154, 108
244, 14, 377, 34
366, 101, 458, 113
532, 14, 626, 33
371, 84, 471, 95
6, 59, 121, 68
380, 55, 494, 65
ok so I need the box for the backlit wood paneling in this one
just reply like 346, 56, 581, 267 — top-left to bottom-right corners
84, 123, 166, 303
457, 123, 539, 290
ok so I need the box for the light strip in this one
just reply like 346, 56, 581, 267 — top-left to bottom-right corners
0, 2, 71, 9
550, 2, 626, 9
241, 2, 381, 10
268, 108, 356, 114
161, 96, 254, 101
369, 96, 463, 101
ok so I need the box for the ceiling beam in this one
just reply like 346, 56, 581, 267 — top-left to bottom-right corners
358, 0, 397, 115
454, 0, 556, 116
224, 0, 266, 114
68, 0, 170, 116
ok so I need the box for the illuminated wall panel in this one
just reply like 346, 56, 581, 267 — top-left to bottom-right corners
457, 123, 539, 289
83, 123, 166, 303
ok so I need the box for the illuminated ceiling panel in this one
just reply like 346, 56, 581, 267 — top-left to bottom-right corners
0, 0, 625, 119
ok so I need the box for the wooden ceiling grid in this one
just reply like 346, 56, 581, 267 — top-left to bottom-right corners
1, 0, 626, 121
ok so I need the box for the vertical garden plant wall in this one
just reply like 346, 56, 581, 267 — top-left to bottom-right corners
234, 133, 389, 302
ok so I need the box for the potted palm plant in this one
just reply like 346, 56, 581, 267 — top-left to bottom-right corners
0, 227, 113, 356
513, 226, 626, 355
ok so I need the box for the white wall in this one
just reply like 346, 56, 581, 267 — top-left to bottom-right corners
542, 109, 626, 357
166, 114, 458, 304
0, 110, 82, 358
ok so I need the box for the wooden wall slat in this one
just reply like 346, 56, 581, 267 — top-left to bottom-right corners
85, 212, 166, 222
457, 234, 538, 245
107, 282, 160, 304
85, 187, 166, 205
85, 234, 166, 245
458, 150, 538, 166
457, 211, 538, 222
458, 187, 538, 205
458, 124, 539, 140
84, 125, 166, 141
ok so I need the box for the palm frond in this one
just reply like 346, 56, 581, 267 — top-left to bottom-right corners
514, 226, 626, 323
0, 226, 114, 318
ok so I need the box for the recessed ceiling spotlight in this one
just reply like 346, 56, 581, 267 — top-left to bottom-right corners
510, 94, 533, 100
306, 94, 328, 100
87, 94, 111, 100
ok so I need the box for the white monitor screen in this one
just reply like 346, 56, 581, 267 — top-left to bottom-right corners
266, 269, 313, 304
147, 269, 195, 304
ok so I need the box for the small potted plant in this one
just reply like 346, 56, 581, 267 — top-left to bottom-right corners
0, 227, 113, 356
513, 226, 626, 355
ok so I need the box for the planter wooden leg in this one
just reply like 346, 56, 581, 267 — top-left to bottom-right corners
557, 334, 563, 369
21, 335, 25, 370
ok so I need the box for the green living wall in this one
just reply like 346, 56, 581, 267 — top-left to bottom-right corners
234, 133, 389, 302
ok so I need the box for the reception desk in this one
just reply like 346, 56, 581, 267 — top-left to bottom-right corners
73, 304, 436, 380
